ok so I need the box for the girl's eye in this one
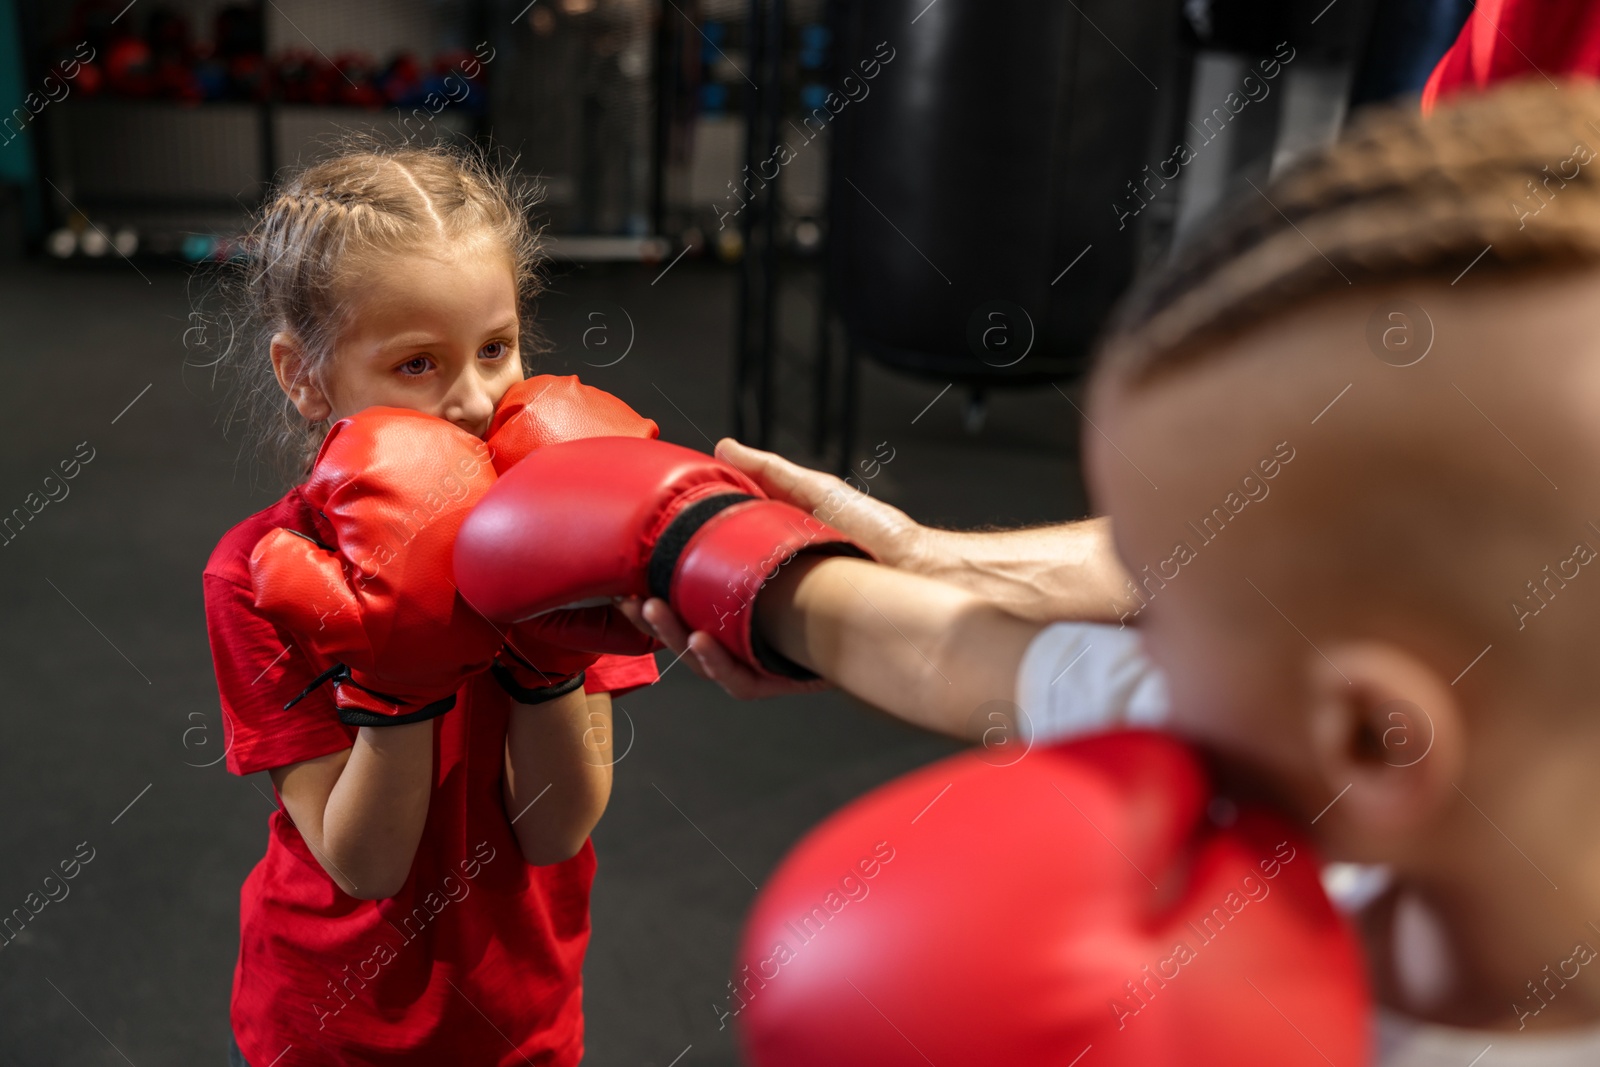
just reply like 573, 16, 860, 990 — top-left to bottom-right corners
480, 341, 508, 360
400, 357, 433, 376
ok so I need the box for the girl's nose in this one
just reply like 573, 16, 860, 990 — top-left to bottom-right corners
444, 367, 497, 438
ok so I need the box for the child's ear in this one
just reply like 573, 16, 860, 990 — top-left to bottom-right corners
270, 333, 332, 422
1304, 642, 1464, 855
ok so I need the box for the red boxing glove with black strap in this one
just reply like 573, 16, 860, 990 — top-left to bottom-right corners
454, 436, 870, 681
733, 730, 1372, 1067
485, 373, 661, 467
472, 375, 666, 700
486, 638, 592, 706
248, 408, 506, 726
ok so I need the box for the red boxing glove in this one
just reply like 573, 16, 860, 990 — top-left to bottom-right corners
734, 731, 1372, 1067
455, 436, 870, 680
484, 374, 660, 472
487, 636, 593, 706
248, 408, 504, 726
474, 376, 665, 698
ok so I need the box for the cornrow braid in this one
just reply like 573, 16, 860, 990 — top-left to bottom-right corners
1100, 78, 1600, 385
194, 137, 546, 490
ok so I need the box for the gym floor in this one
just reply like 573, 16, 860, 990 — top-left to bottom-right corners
0, 256, 1087, 1065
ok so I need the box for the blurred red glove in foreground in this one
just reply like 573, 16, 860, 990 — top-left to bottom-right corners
734, 730, 1371, 1067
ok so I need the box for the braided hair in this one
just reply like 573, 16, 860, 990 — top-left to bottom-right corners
196, 141, 545, 489
1099, 78, 1600, 385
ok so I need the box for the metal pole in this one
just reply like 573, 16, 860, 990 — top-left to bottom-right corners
732, 0, 767, 441
756, 0, 784, 449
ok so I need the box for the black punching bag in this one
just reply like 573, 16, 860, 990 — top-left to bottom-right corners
827, 0, 1183, 384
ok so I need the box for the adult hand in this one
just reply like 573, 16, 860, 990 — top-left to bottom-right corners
614, 437, 929, 699
615, 596, 832, 699
712, 438, 935, 571
716, 438, 1132, 625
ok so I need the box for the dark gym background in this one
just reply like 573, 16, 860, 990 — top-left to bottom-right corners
0, 0, 1467, 1062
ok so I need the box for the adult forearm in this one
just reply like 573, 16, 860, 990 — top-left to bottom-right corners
756, 556, 1042, 739
503, 688, 613, 865
915, 517, 1135, 625
319, 722, 436, 899
711, 440, 1133, 625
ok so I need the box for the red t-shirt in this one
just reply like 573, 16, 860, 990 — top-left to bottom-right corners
1423, 0, 1600, 110
204, 485, 658, 1067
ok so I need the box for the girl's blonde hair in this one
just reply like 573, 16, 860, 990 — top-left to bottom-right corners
195, 140, 545, 489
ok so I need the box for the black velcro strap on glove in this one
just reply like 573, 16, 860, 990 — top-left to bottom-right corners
337, 692, 458, 728
647, 492, 755, 600
491, 667, 587, 706
283, 661, 459, 727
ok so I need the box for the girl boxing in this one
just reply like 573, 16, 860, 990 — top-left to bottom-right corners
201, 144, 661, 1066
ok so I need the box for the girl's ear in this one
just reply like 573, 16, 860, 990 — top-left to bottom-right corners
1304, 642, 1464, 859
270, 333, 333, 422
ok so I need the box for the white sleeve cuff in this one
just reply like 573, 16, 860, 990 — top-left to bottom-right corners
1014, 622, 1170, 744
